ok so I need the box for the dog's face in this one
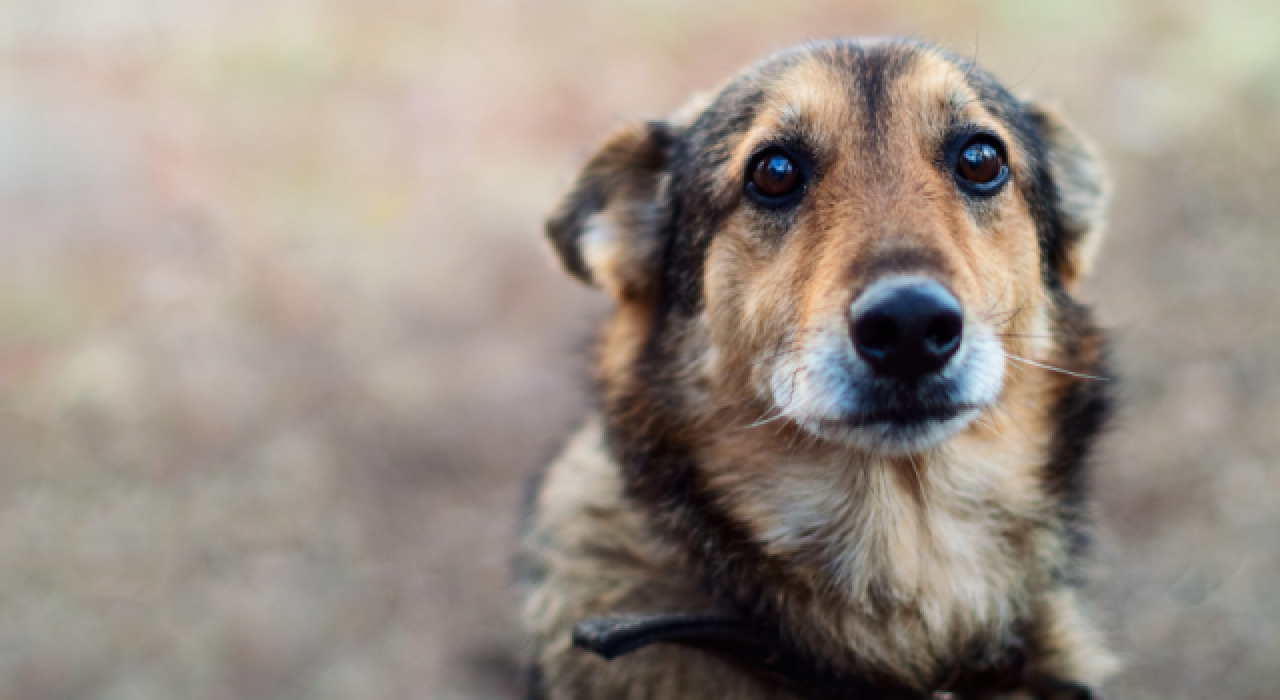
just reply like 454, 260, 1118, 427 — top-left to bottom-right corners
547, 40, 1106, 454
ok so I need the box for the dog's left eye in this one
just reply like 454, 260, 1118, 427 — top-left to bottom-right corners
952, 133, 1009, 194
746, 149, 804, 204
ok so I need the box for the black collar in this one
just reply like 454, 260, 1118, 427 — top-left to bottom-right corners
573, 613, 1088, 700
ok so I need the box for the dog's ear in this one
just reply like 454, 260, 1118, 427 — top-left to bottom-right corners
1025, 101, 1109, 290
545, 119, 676, 301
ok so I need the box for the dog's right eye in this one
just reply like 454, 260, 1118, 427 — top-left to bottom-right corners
746, 149, 804, 205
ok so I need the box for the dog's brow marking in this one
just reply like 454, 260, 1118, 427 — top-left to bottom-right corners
847, 43, 916, 151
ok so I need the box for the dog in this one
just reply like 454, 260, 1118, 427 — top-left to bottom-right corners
516, 38, 1118, 700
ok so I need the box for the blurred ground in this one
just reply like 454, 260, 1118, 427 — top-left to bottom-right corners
0, 1, 1278, 699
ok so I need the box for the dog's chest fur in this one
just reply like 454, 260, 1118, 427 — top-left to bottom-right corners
700, 403, 1057, 676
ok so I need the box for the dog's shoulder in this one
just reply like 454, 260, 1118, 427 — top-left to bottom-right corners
517, 417, 788, 698
517, 416, 700, 631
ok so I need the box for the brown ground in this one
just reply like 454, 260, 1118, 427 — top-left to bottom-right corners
1, 1, 1278, 699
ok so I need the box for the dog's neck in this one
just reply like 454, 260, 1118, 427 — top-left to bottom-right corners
694, 385, 1059, 678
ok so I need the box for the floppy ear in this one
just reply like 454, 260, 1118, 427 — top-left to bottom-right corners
1025, 102, 1109, 290
545, 120, 675, 301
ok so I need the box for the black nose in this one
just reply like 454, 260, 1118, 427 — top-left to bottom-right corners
851, 280, 964, 382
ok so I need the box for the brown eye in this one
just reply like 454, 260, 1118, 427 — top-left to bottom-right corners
748, 150, 802, 201
954, 136, 1008, 191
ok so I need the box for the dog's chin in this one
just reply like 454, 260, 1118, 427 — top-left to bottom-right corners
799, 403, 985, 455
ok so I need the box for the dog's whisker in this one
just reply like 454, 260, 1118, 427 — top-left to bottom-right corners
744, 409, 789, 430
1003, 352, 1110, 381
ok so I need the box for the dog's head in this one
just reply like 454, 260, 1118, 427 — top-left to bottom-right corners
546, 39, 1106, 454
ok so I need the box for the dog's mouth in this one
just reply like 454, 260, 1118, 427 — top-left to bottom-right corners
827, 400, 978, 428
803, 397, 985, 453
835, 378, 983, 424
787, 374, 997, 452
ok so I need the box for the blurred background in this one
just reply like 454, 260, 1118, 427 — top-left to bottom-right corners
1, 1, 1278, 698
